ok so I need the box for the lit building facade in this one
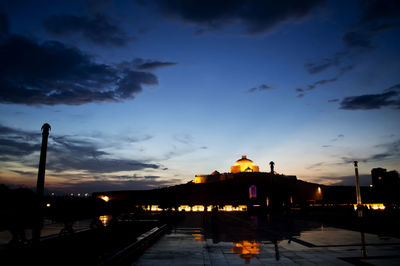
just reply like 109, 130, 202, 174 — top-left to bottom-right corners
194, 155, 262, 184
95, 155, 397, 212
230, 155, 260, 173
371, 167, 399, 188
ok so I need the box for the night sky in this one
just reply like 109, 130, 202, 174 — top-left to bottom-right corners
0, 0, 399, 194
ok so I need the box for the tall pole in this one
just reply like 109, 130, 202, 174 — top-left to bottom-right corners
270, 161, 275, 174
37, 123, 51, 196
354, 161, 363, 217
354, 161, 362, 205
33, 123, 51, 242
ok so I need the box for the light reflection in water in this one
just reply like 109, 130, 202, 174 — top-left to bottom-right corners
192, 233, 204, 242
361, 231, 367, 257
192, 229, 204, 242
232, 240, 261, 264
99, 215, 112, 227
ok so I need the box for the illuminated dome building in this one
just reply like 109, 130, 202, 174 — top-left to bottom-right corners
96, 154, 329, 212
230, 155, 259, 173
95, 156, 397, 213
194, 155, 263, 184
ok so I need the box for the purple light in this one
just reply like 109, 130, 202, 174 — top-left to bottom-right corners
249, 185, 257, 199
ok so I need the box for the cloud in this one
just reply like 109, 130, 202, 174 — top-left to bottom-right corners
305, 77, 337, 90
0, 138, 40, 158
341, 20, 400, 50
342, 31, 374, 49
48, 135, 160, 173
360, 0, 400, 23
0, 124, 37, 139
0, 12, 8, 34
54, 178, 182, 193
307, 139, 400, 182
44, 13, 128, 46
305, 0, 400, 70
162, 143, 205, 161
297, 65, 353, 97
51, 135, 109, 158
118, 58, 178, 71
10, 170, 36, 176
124, 135, 153, 143
304, 52, 348, 75
116, 70, 158, 98
338, 0, 400, 58
331, 134, 344, 142
302, 1, 400, 99
247, 84, 274, 93
341, 139, 400, 164
139, 0, 325, 35
306, 162, 326, 170
385, 83, 400, 92
316, 174, 371, 186
0, 34, 159, 105
317, 134, 344, 149
339, 90, 400, 110
328, 99, 339, 103
49, 157, 159, 173
106, 174, 161, 180
143, 175, 161, 179
173, 133, 194, 145
0, 125, 41, 159
135, 60, 178, 71
0, 124, 161, 174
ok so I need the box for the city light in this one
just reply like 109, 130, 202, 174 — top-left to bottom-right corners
99, 195, 109, 202
99, 215, 111, 226
138, 204, 249, 212
353, 203, 385, 211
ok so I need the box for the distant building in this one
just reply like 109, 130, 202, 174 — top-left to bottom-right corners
231, 155, 260, 173
195, 155, 271, 184
95, 157, 400, 212
371, 168, 400, 188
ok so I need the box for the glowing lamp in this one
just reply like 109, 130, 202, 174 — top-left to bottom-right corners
100, 195, 109, 202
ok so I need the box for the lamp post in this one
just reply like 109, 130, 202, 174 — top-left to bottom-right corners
33, 123, 51, 242
353, 161, 363, 217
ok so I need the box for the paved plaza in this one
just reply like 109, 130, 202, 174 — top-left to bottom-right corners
133, 225, 400, 265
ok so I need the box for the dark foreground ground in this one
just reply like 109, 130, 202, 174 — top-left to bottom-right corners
1, 218, 163, 266
1, 209, 400, 265
134, 212, 400, 265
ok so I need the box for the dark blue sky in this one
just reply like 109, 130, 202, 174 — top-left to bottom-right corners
0, 0, 399, 194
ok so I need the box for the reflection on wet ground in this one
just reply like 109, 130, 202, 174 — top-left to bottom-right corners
192, 228, 205, 242
232, 240, 262, 264
99, 214, 112, 227
0, 219, 92, 246
0, 215, 115, 246
133, 213, 400, 265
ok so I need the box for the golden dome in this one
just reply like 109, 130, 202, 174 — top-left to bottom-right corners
230, 155, 260, 173
234, 155, 254, 165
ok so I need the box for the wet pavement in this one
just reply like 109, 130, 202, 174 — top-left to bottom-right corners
0, 218, 94, 246
132, 213, 400, 265
0, 215, 114, 247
